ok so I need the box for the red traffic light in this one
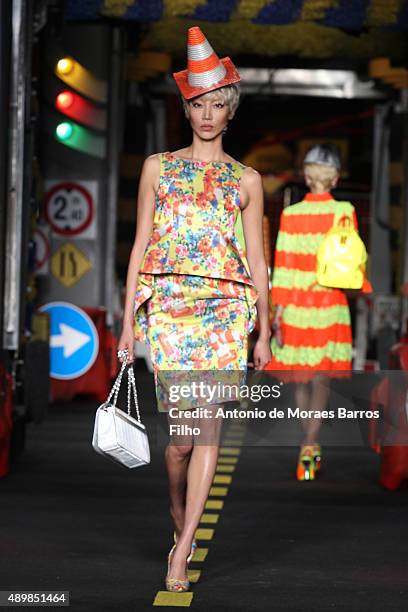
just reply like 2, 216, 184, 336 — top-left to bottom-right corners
55, 90, 106, 131
56, 91, 74, 110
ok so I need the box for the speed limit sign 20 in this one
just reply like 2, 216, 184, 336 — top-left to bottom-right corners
44, 181, 97, 238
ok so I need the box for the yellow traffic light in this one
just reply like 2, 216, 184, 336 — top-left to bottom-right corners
54, 56, 107, 104
56, 57, 74, 76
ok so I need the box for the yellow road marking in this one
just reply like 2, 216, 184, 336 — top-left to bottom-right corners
187, 569, 201, 583
209, 486, 228, 496
217, 456, 238, 464
153, 592, 193, 606
192, 547, 208, 562
195, 527, 214, 540
216, 464, 235, 473
213, 474, 232, 484
205, 499, 224, 510
219, 447, 241, 456
223, 440, 244, 447
200, 513, 219, 524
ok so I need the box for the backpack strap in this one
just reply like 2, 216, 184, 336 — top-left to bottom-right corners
337, 214, 353, 228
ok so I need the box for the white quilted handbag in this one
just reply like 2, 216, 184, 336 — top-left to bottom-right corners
92, 349, 150, 468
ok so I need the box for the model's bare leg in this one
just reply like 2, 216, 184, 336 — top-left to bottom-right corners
304, 375, 330, 444
295, 378, 330, 444
165, 411, 194, 539
167, 404, 222, 581
295, 383, 311, 441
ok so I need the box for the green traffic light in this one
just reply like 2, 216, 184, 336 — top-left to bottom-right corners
54, 119, 106, 159
56, 122, 73, 140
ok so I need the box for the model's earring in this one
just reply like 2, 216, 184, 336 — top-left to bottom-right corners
222, 124, 228, 134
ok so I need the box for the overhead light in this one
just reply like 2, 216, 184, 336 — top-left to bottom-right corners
236, 68, 384, 99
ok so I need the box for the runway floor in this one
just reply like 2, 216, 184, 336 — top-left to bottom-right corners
1, 367, 407, 612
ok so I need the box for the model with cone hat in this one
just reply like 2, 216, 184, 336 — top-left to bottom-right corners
118, 26, 271, 592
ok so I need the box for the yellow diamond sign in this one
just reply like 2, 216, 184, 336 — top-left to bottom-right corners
51, 242, 92, 288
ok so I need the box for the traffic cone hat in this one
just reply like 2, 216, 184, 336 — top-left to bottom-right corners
173, 26, 241, 100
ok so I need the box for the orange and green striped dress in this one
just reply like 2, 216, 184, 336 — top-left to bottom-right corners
266, 192, 358, 373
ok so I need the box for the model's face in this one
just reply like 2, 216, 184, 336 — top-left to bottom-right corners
187, 94, 232, 140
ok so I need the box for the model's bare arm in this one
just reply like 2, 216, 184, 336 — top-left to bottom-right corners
241, 168, 272, 368
118, 155, 159, 358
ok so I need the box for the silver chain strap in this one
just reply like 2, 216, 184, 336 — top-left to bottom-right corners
107, 351, 127, 406
107, 348, 142, 424
127, 367, 141, 423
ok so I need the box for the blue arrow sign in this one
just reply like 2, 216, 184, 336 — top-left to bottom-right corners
39, 301, 99, 379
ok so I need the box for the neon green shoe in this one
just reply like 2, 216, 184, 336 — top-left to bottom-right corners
296, 445, 316, 481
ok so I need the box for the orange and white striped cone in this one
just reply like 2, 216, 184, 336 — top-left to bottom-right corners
173, 26, 241, 100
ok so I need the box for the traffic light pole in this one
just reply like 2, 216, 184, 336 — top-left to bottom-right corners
0, 1, 11, 342
104, 27, 124, 328
3, 0, 32, 350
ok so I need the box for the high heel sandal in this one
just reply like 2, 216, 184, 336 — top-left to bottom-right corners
173, 531, 197, 564
296, 444, 317, 481
165, 544, 191, 592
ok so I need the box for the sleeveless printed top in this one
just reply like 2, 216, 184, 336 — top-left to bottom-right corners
139, 151, 254, 285
133, 152, 258, 342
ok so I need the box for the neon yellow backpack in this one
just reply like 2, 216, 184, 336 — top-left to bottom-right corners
316, 214, 367, 289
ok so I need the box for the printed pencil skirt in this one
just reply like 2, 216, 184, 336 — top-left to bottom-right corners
140, 274, 255, 411
146, 274, 252, 370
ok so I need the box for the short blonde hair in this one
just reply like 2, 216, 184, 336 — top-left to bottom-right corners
182, 83, 240, 116
304, 163, 339, 191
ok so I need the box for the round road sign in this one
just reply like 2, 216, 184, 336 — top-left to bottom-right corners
39, 301, 99, 379
44, 182, 94, 236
